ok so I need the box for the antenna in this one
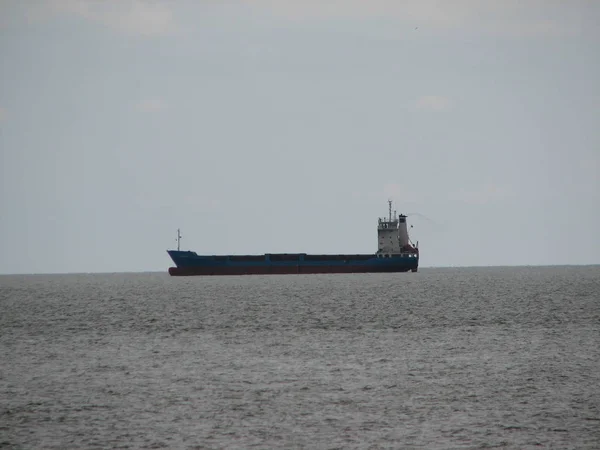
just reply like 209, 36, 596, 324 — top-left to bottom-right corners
176, 228, 182, 251
388, 200, 392, 222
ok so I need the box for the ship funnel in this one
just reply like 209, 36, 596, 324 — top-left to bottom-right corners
398, 214, 409, 247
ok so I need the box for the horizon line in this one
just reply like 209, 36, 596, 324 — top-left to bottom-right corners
1, 263, 599, 276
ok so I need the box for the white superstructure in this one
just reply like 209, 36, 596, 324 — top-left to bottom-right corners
376, 200, 418, 257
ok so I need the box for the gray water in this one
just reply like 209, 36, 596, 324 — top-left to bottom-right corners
1, 266, 599, 449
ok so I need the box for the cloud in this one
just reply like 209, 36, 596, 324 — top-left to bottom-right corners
450, 184, 513, 205
242, 0, 579, 37
0, 107, 6, 121
416, 95, 451, 112
244, 0, 474, 25
136, 98, 165, 113
33, 0, 177, 36
185, 196, 220, 209
383, 183, 421, 203
19, 0, 583, 38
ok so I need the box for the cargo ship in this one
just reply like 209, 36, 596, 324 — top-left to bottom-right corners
167, 201, 419, 276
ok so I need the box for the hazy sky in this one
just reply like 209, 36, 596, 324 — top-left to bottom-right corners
1, 0, 599, 274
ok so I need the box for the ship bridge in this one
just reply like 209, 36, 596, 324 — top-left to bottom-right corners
376, 200, 418, 258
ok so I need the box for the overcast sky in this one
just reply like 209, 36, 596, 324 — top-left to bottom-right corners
1, 0, 598, 274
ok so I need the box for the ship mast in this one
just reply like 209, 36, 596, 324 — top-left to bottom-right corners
388, 200, 392, 222
176, 228, 182, 251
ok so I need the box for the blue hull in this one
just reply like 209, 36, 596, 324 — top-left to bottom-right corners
167, 251, 419, 276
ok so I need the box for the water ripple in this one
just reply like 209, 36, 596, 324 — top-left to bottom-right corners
1, 266, 599, 448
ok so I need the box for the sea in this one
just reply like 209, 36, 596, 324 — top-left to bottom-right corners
1, 266, 599, 449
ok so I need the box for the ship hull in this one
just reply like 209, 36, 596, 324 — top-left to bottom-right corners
166, 251, 418, 276
168, 264, 416, 276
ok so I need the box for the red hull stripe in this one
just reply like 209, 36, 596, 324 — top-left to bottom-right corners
168, 265, 417, 276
